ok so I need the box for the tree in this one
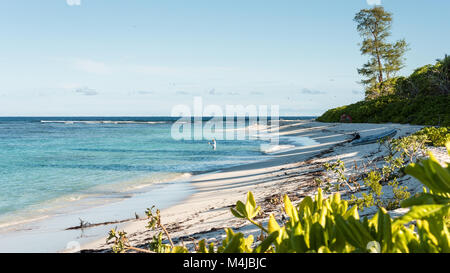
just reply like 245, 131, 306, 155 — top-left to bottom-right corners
354, 6, 408, 99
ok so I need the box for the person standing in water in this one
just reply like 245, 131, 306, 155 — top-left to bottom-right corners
208, 138, 217, 150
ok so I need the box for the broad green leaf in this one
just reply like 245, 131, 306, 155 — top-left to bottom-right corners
336, 215, 374, 249
230, 207, 244, 218
310, 222, 326, 250
247, 192, 257, 209
343, 205, 359, 220
406, 153, 450, 194
298, 196, 313, 216
198, 239, 207, 253
235, 201, 247, 217
268, 214, 280, 233
253, 231, 278, 253
376, 208, 392, 252
284, 194, 299, 222
394, 204, 450, 227
401, 193, 450, 207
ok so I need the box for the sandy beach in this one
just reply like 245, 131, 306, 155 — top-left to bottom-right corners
79, 120, 449, 253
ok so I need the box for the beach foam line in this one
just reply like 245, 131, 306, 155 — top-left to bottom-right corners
0, 215, 50, 231
259, 135, 320, 154
40, 120, 170, 124
260, 144, 297, 154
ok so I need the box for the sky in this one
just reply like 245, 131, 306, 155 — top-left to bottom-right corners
0, 0, 449, 116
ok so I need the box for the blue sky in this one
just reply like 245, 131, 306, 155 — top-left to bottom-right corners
0, 0, 449, 116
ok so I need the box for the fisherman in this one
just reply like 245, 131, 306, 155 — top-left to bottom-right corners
208, 138, 217, 150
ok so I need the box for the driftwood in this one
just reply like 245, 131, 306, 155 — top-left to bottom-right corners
66, 217, 136, 230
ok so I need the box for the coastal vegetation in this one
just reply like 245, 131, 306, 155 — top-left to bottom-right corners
413, 127, 450, 147
317, 56, 450, 126
317, 95, 450, 126
318, 6, 449, 126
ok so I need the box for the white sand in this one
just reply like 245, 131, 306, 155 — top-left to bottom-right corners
80, 120, 449, 252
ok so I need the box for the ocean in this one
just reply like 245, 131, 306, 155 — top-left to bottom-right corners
0, 116, 313, 234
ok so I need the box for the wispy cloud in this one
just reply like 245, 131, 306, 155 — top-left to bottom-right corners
75, 87, 98, 96
66, 0, 81, 6
250, 91, 264, 95
301, 88, 326, 95
73, 59, 111, 75
68, 58, 241, 80
135, 90, 154, 95
176, 91, 190, 95
133, 65, 235, 78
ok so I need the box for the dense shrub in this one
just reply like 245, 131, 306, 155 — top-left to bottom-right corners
317, 95, 450, 126
367, 55, 450, 99
365, 77, 400, 99
319, 55, 450, 126
413, 127, 450, 147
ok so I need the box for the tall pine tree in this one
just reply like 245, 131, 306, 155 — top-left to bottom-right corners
354, 6, 408, 99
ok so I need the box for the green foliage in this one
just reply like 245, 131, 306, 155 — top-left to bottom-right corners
323, 160, 356, 192
387, 135, 428, 163
413, 127, 450, 147
230, 192, 267, 233
317, 94, 450, 127
318, 54, 450, 126
395, 146, 450, 253
365, 76, 400, 99
364, 171, 383, 201
354, 7, 408, 99
403, 148, 450, 197
220, 143, 449, 253
386, 178, 411, 210
396, 55, 450, 97
348, 135, 424, 211
227, 185, 449, 253
350, 170, 388, 211
107, 229, 129, 253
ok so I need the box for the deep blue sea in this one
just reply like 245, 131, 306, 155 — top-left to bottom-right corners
0, 116, 313, 229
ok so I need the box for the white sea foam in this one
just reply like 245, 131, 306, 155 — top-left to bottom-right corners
40, 120, 169, 125
260, 144, 296, 154
260, 135, 319, 154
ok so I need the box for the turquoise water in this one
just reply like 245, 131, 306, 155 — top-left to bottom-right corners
0, 117, 274, 228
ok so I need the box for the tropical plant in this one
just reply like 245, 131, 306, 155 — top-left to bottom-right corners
413, 127, 450, 147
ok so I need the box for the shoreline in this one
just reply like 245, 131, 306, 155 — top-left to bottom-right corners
0, 119, 307, 253
2, 120, 447, 253
81, 120, 446, 253
76, 120, 324, 252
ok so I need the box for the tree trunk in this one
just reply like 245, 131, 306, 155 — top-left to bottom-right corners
373, 22, 384, 84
